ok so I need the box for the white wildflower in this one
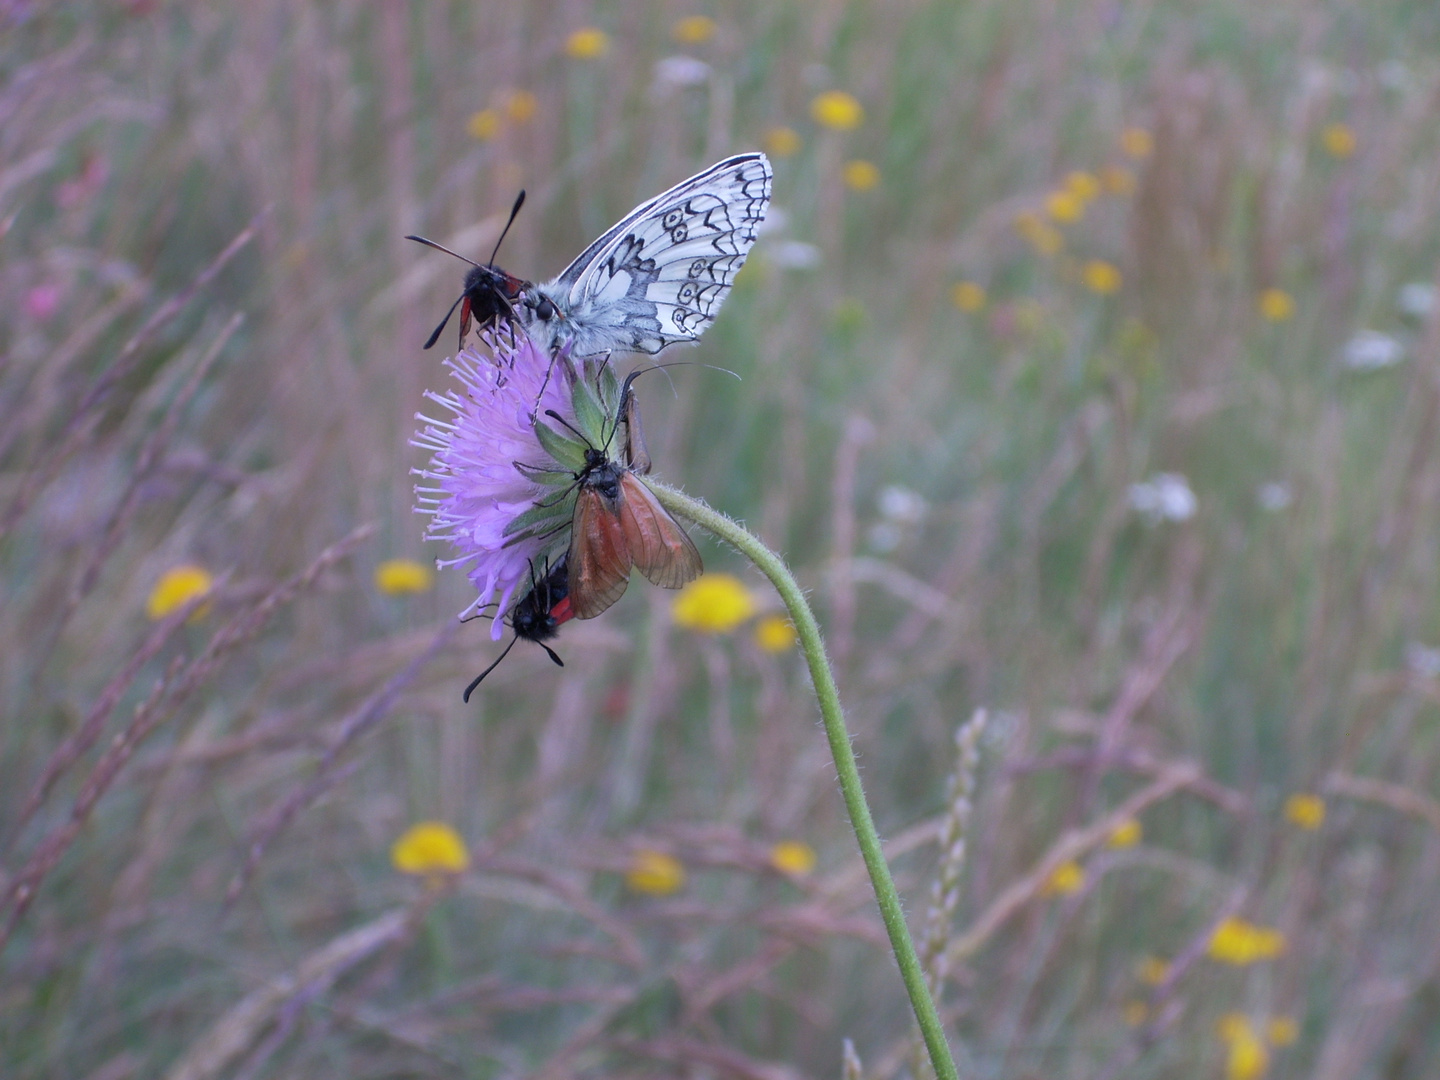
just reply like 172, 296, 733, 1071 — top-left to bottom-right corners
1129, 473, 1196, 524
1405, 642, 1440, 679
652, 55, 711, 89
876, 484, 927, 525
768, 241, 822, 270
1397, 282, 1435, 319
1257, 482, 1293, 512
1341, 330, 1404, 371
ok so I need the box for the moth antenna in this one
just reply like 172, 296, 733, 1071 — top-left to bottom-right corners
405, 234, 483, 268
423, 294, 466, 350
543, 409, 593, 447
463, 635, 519, 702
539, 643, 564, 667
488, 190, 526, 266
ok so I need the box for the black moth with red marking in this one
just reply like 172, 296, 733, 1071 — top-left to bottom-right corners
408, 190, 534, 351
462, 554, 575, 702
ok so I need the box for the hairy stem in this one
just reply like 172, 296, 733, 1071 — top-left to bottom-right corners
647, 479, 959, 1080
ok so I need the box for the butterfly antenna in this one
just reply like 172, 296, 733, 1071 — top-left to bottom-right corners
405, 234, 483, 268
629, 359, 742, 394
423, 293, 467, 350
531, 352, 561, 419
463, 635, 519, 702
488, 190, 526, 266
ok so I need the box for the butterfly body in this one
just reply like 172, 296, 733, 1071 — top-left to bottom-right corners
522, 153, 771, 358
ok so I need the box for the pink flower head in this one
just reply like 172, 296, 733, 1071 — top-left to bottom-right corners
412, 331, 580, 637
24, 284, 61, 322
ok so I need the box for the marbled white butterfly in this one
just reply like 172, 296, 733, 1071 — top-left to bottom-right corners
522, 152, 772, 358
411, 154, 772, 359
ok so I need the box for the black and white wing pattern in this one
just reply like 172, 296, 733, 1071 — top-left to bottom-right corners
524, 153, 771, 358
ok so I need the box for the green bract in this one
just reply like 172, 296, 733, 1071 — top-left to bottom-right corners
502, 360, 626, 561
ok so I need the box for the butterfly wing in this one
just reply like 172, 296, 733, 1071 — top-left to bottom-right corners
617, 472, 703, 589
567, 485, 633, 619
529, 153, 772, 357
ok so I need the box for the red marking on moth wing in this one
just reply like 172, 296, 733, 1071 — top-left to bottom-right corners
458, 295, 473, 342
549, 596, 575, 625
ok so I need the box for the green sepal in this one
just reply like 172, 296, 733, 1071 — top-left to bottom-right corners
533, 419, 587, 472
503, 496, 574, 540
517, 468, 574, 490
571, 371, 609, 447
596, 361, 621, 415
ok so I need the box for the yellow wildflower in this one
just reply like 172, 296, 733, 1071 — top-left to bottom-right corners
626, 849, 685, 895
1284, 793, 1325, 830
1045, 189, 1084, 224
1219, 1015, 1269, 1080
1137, 955, 1170, 986
1207, 917, 1286, 965
1065, 170, 1101, 202
764, 126, 801, 158
1106, 818, 1142, 849
769, 840, 817, 876
146, 564, 214, 621
1120, 126, 1154, 159
1014, 212, 1063, 256
811, 90, 864, 131
753, 614, 797, 652
951, 281, 987, 313
565, 28, 609, 59
1258, 288, 1294, 322
672, 574, 757, 633
1041, 860, 1085, 897
1217, 1013, 1249, 1042
375, 558, 434, 595
1122, 1000, 1149, 1026
466, 109, 501, 142
672, 15, 717, 44
1101, 165, 1136, 196
1266, 1017, 1298, 1047
505, 90, 538, 124
842, 159, 880, 191
391, 821, 470, 875
1321, 122, 1355, 159
1083, 260, 1122, 294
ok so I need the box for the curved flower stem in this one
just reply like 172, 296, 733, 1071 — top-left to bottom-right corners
647, 479, 958, 1080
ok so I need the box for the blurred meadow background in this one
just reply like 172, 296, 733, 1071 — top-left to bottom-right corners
6, 1, 1440, 1077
